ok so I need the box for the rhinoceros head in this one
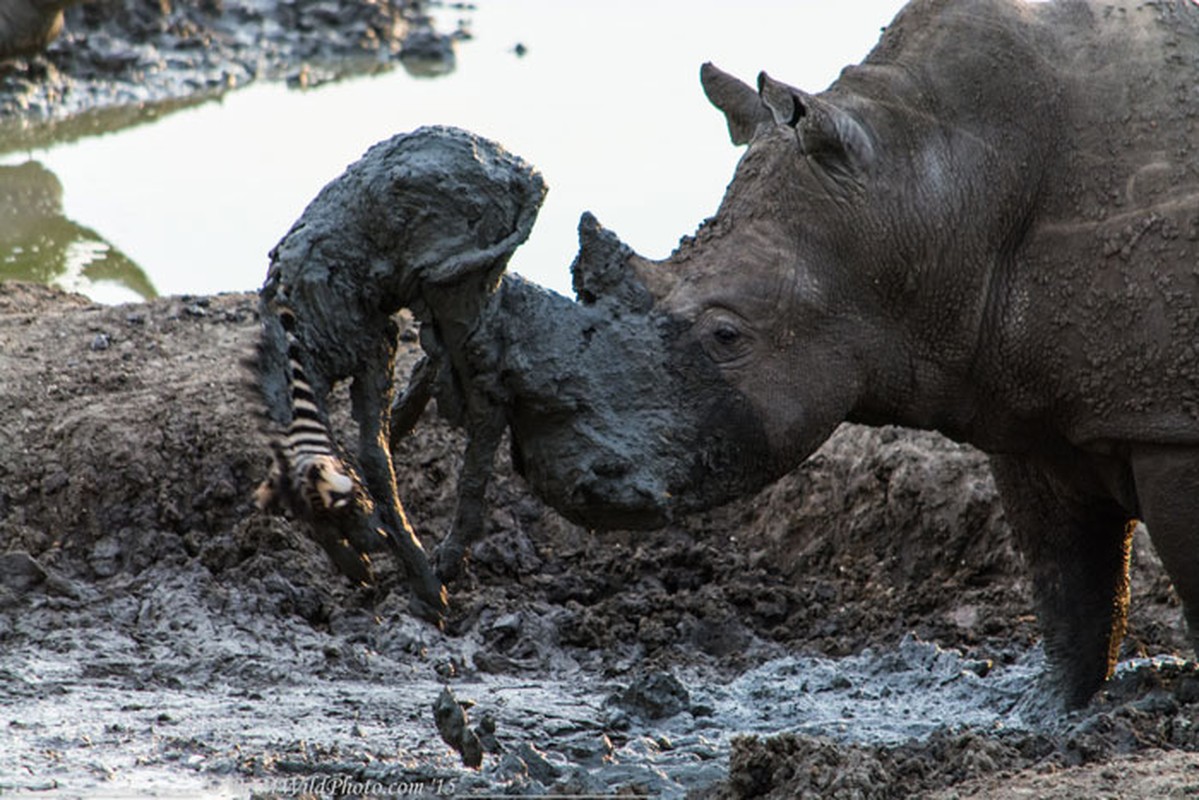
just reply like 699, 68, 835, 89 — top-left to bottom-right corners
489, 65, 898, 527
489, 215, 771, 530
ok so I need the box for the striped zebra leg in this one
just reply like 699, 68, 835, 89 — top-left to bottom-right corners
255, 305, 376, 586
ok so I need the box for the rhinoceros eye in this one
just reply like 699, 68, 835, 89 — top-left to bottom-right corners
698, 309, 754, 365
713, 323, 740, 346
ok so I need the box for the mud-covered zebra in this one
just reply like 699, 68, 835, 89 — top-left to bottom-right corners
253, 303, 383, 587
255, 276, 447, 623
253, 126, 544, 624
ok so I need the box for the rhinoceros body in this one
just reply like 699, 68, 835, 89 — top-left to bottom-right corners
473, 0, 1199, 707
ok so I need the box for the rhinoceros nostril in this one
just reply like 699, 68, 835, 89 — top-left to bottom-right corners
592, 459, 631, 479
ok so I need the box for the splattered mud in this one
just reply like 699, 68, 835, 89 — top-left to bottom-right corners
0, 283, 1196, 798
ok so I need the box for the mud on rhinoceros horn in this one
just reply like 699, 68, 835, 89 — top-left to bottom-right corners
570, 211, 654, 312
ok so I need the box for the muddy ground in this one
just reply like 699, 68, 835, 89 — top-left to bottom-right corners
1, 2, 1198, 797
0, 281, 1196, 799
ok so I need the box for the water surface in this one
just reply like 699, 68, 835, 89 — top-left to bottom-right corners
0, 1, 905, 303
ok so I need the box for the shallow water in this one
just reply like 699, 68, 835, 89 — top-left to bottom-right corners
0, 1, 905, 304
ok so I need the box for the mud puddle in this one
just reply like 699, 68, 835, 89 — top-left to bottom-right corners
3, 579, 1189, 800
0, 571, 1056, 800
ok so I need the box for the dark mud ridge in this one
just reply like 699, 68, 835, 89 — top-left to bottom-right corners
0, 0, 462, 152
0, 282, 1196, 798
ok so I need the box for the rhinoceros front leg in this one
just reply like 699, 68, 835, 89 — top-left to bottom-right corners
350, 332, 447, 624
989, 454, 1134, 709
1131, 446, 1199, 657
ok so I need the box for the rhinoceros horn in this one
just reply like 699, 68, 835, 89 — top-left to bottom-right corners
570, 211, 654, 312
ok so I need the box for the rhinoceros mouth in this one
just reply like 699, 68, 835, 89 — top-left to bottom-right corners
565, 484, 673, 530
507, 421, 681, 531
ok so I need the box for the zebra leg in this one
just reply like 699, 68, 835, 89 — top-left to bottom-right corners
389, 355, 438, 449
435, 405, 505, 582
350, 330, 447, 623
255, 303, 376, 585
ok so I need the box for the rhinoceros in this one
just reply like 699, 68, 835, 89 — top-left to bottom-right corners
266, 0, 1198, 708
452, 0, 1199, 708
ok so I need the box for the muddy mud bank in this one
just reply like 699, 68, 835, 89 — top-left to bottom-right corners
0, 282, 1195, 798
0, 0, 462, 151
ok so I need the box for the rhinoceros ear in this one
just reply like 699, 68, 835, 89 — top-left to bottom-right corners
758, 72, 875, 179
701, 62, 772, 146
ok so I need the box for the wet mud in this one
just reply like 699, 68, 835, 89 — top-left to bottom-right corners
0, 283, 1195, 798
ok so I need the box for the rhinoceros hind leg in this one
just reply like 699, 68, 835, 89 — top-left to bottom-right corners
990, 454, 1134, 709
1131, 446, 1199, 657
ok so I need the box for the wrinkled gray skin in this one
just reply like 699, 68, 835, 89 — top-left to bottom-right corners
0, 0, 77, 60
454, 0, 1199, 709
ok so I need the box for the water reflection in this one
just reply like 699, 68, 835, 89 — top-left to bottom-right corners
0, 160, 155, 301
0, 90, 217, 159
